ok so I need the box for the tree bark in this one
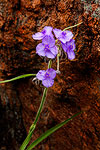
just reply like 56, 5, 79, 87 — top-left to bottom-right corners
0, 0, 100, 150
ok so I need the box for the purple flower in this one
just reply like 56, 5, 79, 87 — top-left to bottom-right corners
36, 35, 58, 59
53, 28, 73, 43
36, 68, 56, 88
61, 39, 76, 60
32, 26, 53, 40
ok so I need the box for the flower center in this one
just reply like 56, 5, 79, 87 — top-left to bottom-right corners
44, 44, 49, 51
62, 31, 66, 37
45, 72, 50, 78
70, 45, 73, 49
41, 30, 46, 34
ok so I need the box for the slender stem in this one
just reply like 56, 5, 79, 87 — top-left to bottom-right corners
29, 60, 52, 136
31, 60, 51, 128
26, 111, 82, 150
30, 88, 48, 130
0, 74, 36, 84
57, 46, 60, 72
20, 60, 52, 150
57, 54, 60, 71
63, 22, 83, 31
20, 87, 48, 150
48, 59, 52, 69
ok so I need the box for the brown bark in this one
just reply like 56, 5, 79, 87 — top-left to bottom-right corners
0, 0, 100, 150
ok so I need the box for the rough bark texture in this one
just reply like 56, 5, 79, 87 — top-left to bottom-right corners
0, 0, 100, 150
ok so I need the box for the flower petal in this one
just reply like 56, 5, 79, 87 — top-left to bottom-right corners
36, 43, 45, 56
59, 31, 73, 43
53, 28, 62, 38
50, 46, 58, 55
43, 26, 53, 35
32, 32, 44, 40
65, 30, 73, 42
42, 78, 54, 88
59, 37, 68, 43
36, 70, 46, 80
47, 68, 56, 79
42, 35, 55, 47
67, 50, 75, 60
66, 39, 76, 50
45, 51, 55, 59
61, 42, 67, 52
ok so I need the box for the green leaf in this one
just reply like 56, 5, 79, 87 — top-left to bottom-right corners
0, 74, 36, 84
26, 111, 82, 150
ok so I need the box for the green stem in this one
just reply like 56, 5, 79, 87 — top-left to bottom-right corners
30, 60, 52, 130
30, 88, 48, 130
63, 22, 83, 31
0, 74, 36, 84
20, 87, 48, 150
57, 47, 60, 72
26, 111, 82, 150
20, 60, 52, 150
48, 59, 52, 69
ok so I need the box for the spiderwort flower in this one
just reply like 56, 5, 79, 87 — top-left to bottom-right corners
36, 68, 56, 88
61, 39, 76, 60
53, 28, 73, 43
36, 35, 58, 59
32, 26, 53, 40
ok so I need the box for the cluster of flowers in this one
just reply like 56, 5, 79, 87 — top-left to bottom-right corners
32, 26, 76, 88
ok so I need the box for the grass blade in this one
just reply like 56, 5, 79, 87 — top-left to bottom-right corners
26, 111, 82, 150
